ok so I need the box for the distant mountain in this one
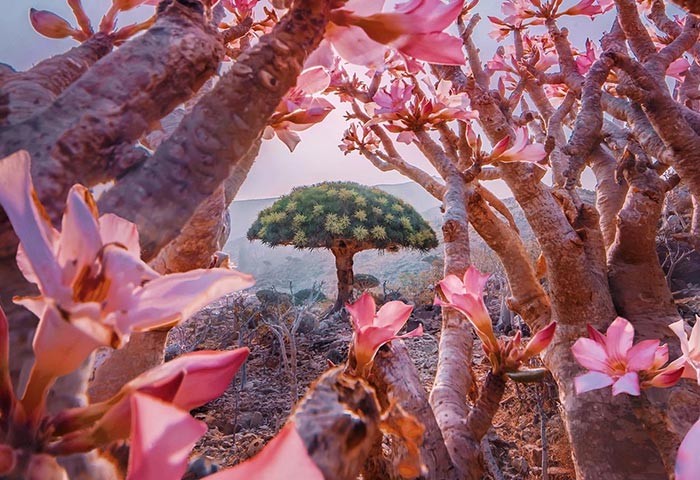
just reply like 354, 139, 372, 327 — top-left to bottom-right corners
229, 197, 277, 241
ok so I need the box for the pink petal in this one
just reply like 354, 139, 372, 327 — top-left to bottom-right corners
676, 417, 700, 480
0, 152, 63, 298
670, 320, 691, 357
688, 319, 700, 358
206, 424, 323, 480
29, 9, 76, 39
25, 454, 68, 480
605, 317, 635, 364
462, 266, 489, 296
626, 339, 660, 372
571, 337, 609, 372
574, 371, 614, 394
521, 322, 557, 360
56, 185, 102, 285
304, 40, 335, 69
449, 294, 493, 334
647, 365, 684, 389
586, 324, 607, 346
612, 371, 640, 396
375, 300, 413, 334
436, 274, 465, 301
326, 24, 388, 67
393, 32, 465, 65
296, 67, 331, 95
98, 214, 140, 255
125, 393, 207, 480
32, 303, 108, 377
112, 268, 254, 336
126, 348, 249, 411
394, 0, 462, 30
346, 292, 377, 332
651, 344, 669, 370
343, 0, 386, 16
276, 129, 302, 152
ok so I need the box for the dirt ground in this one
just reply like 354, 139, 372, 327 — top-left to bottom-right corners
166, 292, 576, 480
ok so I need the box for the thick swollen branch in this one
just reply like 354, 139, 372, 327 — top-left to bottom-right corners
546, 19, 583, 90
0, 34, 113, 124
466, 188, 551, 332
99, 0, 333, 260
0, 0, 224, 257
369, 342, 458, 480
563, 53, 614, 186
429, 171, 480, 479
613, 0, 658, 62
459, 14, 489, 90
292, 368, 381, 480
647, 14, 700, 76
465, 372, 506, 442
610, 52, 700, 199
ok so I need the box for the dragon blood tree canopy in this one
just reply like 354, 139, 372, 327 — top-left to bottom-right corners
247, 181, 438, 310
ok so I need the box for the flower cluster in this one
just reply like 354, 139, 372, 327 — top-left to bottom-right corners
435, 266, 556, 375
0, 151, 323, 479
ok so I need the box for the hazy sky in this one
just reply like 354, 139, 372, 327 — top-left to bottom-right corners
1, 1, 677, 200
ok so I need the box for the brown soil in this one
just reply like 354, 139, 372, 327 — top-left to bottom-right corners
169, 294, 575, 479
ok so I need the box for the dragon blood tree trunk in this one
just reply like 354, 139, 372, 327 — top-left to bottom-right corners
331, 243, 359, 313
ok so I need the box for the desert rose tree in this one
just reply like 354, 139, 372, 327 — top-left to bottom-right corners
247, 181, 438, 311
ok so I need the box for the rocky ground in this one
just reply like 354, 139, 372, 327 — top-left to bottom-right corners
168, 291, 579, 480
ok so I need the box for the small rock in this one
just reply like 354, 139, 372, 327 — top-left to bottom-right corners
511, 456, 529, 473
184, 456, 220, 479
296, 313, 317, 334
164, 343, 184, 361
239, 411, 264, 429
326, 348, 345, 365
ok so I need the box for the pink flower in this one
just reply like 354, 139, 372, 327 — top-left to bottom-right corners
436, 267, 555, 373
373, 80, 414, 115
559, 0, 604, 17
265, 67, 335, 151
435, 266, 499, 354
575, 39, 598, 75
490, 127, 547, 164
339, 124, 380, 154
676, 417, 700, 480
502, 322, 557, 371
221, 0, 259, 18
0, 152, 254, 386
572, 318, 684, 396
52, 348, 249, 445
346, 292, 422, 373
327, 0, 465, 66
669, 319, 700, 383
125, 393, 207, 480
667, 57, 690, 81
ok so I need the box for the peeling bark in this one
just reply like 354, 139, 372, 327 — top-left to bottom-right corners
369, 342, 458, 480
0, 34, 113, 125
292, 367, 382, 480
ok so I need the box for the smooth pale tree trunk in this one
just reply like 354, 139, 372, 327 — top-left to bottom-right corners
331, 245, 357, 313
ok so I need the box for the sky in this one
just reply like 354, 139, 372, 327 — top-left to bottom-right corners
1, 1, 677, 200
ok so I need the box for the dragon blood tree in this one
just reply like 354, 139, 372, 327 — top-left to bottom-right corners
247, 182, 438, 311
